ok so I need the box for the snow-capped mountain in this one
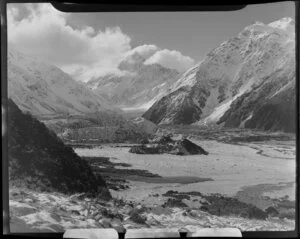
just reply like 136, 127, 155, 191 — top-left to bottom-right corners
8, 48, 114, 118
87, 48, 180, 111
143, 17, 295, 132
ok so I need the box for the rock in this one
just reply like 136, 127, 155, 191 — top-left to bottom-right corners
122, 205, 133, 214
265, 206, 279, 217
50, 213, 62, 222
154, 134, 174, 144
81, 209, 88, 217
95, 214, 102, 221
130, 138, 208, 156
70, 199, 79, 205
23, 198, 34, 203
99, 218, 112, 228
150, 206, 172, 216
11, 192, 19, 197
71, 210, 81, 216
163, 199, 188, 208
129, 210, 147, 224
110, 218, 124, 232
146, 216, 160, 226
200, 206, 208, 212
59, 206, 67, 212
189, 210, 199, 217
94, 221, 104, 228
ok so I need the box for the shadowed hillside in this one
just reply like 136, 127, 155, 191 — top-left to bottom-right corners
8, 99, 111, 200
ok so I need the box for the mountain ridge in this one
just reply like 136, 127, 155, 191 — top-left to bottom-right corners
8, 48, 116, 118
143, 17, 295, 132
87, 46, 181, 111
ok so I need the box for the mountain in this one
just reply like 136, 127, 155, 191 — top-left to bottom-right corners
8, 99, 111, 199
143, 17, 295, 132
87, 48, 180, 112
8, 48, 114, 118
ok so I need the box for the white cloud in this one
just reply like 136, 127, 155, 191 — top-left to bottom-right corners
123, 44, 158, 59
7, 3, 131, 73
144, 49, 195, 72
7, 3, 195, 81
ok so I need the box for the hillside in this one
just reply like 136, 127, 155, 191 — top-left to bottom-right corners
8, 99, 111, 199
8, 48, 114, 118
143, 17, 295, 132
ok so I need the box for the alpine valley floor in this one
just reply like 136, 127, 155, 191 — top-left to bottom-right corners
9, 128, 296, 232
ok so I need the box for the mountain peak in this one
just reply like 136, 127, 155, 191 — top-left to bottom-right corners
143, 16, 295, 132
8, 47, 114, 117
119, 45, 159, 70
268, 17, 295, 33
269, 17, 294, 27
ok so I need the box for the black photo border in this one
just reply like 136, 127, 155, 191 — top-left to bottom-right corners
1, 0, 299, 238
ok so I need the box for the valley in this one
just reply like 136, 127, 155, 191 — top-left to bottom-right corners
73, 127, 295, 201
9, 126, 296, 232
7, 12, 296, 233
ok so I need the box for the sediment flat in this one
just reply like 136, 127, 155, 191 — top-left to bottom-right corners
75, 138, 295, 205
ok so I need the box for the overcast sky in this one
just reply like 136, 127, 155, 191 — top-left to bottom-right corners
7, 1, 295, 81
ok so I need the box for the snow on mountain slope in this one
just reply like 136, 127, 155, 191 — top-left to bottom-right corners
87, 47, 180, 111
8, 48, 114, 118
143, 17, 295, 132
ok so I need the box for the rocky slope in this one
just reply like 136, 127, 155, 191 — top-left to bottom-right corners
143, 17, 295, 132
8, 99, 111, 199
8, 48, 113, 118
87, 48, 180, 111
44, 115, 158, 144
9, 187, 295, 233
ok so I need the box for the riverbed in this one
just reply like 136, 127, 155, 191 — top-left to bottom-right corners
74, 139, 295, 206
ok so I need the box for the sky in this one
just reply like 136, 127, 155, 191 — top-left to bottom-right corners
7, 1, 295, 81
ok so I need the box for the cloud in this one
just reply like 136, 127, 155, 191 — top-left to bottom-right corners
7, 3, 195, 80
144, 49, 195, 72
7, 3, 131, 74
123, 44, 158, 59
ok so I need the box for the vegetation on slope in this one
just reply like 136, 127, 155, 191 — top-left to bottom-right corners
8, 99, 111, 199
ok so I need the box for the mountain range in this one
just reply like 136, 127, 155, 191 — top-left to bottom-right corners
8, 48, 115, 119
86, 47, 180, 112
7, 17, 295, 133
143, 17, 295, 132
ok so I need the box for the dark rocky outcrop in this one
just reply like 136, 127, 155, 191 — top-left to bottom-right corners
8, 99, 111, 199
129, 136, 208, 156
